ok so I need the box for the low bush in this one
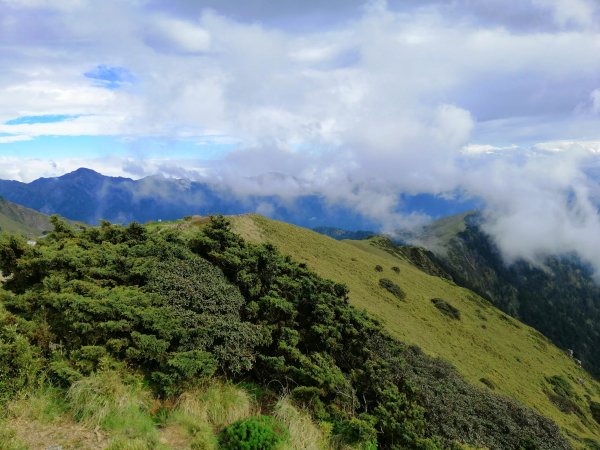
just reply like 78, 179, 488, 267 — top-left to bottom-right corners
0, 305, 42, 402
374, 265, 383, 272
218, 415, 287, 450
590, 400, 600, 424
378, 278, 406, 300
479, 378, 496, 390
544, 375, 584, 416
431, 298, 461, 320
391, 266, 400, 274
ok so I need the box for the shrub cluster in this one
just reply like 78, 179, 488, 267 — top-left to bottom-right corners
378, 278, 406, 300
218, 415, 287, 450
431, 298, 461, 320
545, 375, 583, 416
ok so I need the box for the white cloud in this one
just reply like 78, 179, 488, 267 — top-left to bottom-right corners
4, 0, 600, 274
533, 0, 595, 28
148, 16, 212, 53
0, 135, 32, 144
462, 144, 518, 155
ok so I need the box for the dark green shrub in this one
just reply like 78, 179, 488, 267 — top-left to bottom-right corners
333, 416, 377, 447
479, 377, 496, 390
431, 298, 461, 320
0, 307, 42, 400
218, 415, 287, 450
583, 438, 600, 450
545, 375, 583, 415
546, 375, 576, 399
391, 266, 400, 274
590, 400, 600, 424
374, 265, 383, 272
378, 278, 406, 300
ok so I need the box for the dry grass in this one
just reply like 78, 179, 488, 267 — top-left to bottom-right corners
166, 381, 256, 449
1, 388, 109, 450
173, 381, 255, 430
67, 371, 151, 427
67, 370, 158, 447
273, 397, 328, 450
6, 416, 109, 450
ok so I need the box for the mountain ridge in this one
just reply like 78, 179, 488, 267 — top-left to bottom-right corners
0, 168, 476, 230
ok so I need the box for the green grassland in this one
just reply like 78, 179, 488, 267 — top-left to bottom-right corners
0, 197, 52, 237
221, 214, 600, 448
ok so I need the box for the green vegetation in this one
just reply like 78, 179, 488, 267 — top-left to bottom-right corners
218, 415, 287, 450
0, 215, 577, 449
272, 397, 328, 449
0, 196, 53, 237
225, 214, 600, 448
378, 278, 406, 300
591, 401, 600, 425
421, 213, 600, 381
479, 378, 496, 390
545, 375, 584, 416
431, 298, 461, 320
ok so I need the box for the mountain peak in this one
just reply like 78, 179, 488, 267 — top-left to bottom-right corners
61, 167, 103, 178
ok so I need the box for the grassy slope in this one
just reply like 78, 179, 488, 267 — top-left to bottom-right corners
225, 214, 600, 447
1, 379, 328, 450
0, 197, 52, 237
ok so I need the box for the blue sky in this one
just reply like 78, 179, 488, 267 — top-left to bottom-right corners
4, 0, 600, 269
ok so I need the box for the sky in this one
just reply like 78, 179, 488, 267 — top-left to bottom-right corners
3, 0, 600, 272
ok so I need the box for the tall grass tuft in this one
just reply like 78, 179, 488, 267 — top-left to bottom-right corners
7, 386, 68, 424
67, 370, 157, 444
169, 381, 254, 449
173, 381, 254, 430
273, 397, 327, 450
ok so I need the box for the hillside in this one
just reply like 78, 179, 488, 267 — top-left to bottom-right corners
403, 212, 600, 381
0, 196, 52, 237
0, 215, 588, 449
223, 214, 600, 448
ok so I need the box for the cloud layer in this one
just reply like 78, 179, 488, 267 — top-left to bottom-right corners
3, 0, 600, 272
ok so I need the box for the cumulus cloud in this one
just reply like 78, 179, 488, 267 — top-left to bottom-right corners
3, 0, 600, 273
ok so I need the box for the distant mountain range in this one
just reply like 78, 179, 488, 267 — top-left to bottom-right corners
0, 168, 477, 229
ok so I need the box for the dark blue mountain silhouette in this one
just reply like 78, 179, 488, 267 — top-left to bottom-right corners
0, 168, 478, 229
